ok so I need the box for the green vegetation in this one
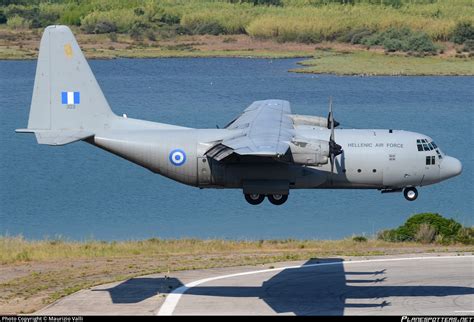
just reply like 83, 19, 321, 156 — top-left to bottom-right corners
352, 236, 368, 242
0, 235, 426, 265
356, 27, 438, 54
377, 213, 474, 244
1, 0, 473, 74
1, 0, 473, 45
292, 50, 474, 75
452, 21, 474, 44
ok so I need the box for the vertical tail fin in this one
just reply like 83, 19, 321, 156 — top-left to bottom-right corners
16, 25, 116, 145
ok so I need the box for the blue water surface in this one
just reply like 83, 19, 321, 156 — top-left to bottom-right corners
0, 58, 472, 240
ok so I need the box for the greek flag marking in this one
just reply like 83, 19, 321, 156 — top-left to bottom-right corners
61, 91, 80, 105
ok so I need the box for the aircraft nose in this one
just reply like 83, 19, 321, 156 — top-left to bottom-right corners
440, 156, 462, 180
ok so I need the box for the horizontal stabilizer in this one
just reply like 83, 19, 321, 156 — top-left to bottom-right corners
15, 129, 93, 145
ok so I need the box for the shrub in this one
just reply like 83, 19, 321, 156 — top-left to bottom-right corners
193, 20, 226, 35
377, 213, 465, 244
337, 28, 374, 44
352, 236, 367, 242
81, 9, 146, 34
414, 223, 436, 244
455, 227, 474, 245
181, 11, 250, 35
406, 32, 437, 53
377, 229, 400, 242
145, 30, 156, 41
4, 5, 38, 22
94, 21, 117, 34
6, 15, 30, 29
156, 24, 189, 38
129, 23, 145, 41
108, 32, 118, 42
452, 21, 474, 44
0, 10, 7, 24
362, 27, 437, 53
160, 12, 180, 25
462, 39, 474, 52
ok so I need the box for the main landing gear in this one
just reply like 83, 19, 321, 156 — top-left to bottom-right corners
403, 187, 418, 201
244, 193, 265, 205
244, 193, 288, 205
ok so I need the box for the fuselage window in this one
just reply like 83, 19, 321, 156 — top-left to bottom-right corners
426, 156, 431, 165
431, 156, 435, 165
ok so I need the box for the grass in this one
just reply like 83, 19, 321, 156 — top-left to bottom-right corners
2, 0, 473, 41
1, 235, 448, 264
292, 50, 474, 75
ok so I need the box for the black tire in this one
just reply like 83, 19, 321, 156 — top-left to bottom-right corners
267, 194, 288, 205
403, 187, 418, 201
244, 193, 265, 205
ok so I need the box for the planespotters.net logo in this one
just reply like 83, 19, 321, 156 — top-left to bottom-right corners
402, 317, 474, 322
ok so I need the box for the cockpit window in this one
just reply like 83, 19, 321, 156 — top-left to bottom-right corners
417, 139, 440, 153
417, 140, 423, 151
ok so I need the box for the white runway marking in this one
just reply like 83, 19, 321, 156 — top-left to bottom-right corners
156, 255, 473, 315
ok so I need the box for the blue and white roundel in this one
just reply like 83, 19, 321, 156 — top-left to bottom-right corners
169, 149, 186, 166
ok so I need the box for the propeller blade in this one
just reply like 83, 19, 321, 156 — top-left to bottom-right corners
327, 96, 340, 129
330, 153, 334, 174
328, 96, 342, 179
330, 97, 335, 142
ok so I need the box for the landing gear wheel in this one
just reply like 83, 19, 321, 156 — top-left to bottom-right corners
403, 187, 418, 201
267, 194, 288, 205
245, 193, 265, 205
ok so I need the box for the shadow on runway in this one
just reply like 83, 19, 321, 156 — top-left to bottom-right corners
98, 258, 473, 315
93, 277, 183, 304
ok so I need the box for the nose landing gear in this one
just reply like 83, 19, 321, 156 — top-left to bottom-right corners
403, 187, 418, 201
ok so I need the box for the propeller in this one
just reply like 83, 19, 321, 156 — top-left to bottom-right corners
327, 97, 340, 130
328, 96, 343, 176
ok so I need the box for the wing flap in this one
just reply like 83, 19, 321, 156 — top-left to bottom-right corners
219, 100, 294, 159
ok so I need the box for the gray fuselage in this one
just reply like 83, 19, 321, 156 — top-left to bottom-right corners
91, 118, 462, 192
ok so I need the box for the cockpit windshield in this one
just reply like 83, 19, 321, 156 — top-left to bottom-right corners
416, 139, 443, 158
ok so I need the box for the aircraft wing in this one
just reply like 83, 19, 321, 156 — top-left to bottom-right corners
206, 100, 294, 161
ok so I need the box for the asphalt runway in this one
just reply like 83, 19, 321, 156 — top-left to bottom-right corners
36, 254, 473, 315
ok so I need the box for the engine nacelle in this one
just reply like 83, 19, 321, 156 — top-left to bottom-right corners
289, 139, 329, 166
289, 114, 328, 128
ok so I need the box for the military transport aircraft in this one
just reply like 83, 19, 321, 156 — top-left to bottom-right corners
16, 26, 462, 205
